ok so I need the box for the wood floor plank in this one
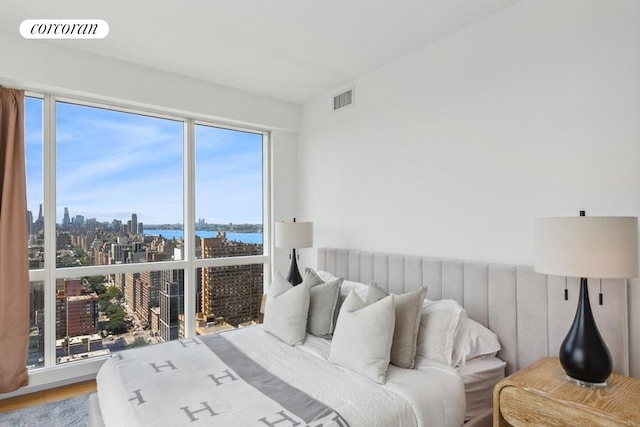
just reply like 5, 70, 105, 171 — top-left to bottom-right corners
0, 380, 96, 413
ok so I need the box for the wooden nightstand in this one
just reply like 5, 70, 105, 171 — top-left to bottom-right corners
493, 357, 640, 426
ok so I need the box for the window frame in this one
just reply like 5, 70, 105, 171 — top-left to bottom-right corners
24, 91, 271, 389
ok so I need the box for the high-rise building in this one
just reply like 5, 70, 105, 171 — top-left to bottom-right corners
200, 233, 263, 326
62, 207, 71, 227
56, 232, 72, 250
125, 272, 140, 313
131, 213, 138, 235
26, 210, 33, 237
110, 243, 129, 264
136, 270, 162, 325
66, 295, 99, 337
159, 277, 184, 342
33, 204, 44, 235
55, 278, 98, 339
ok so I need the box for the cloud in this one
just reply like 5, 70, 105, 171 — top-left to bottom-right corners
28, 101, 264, 225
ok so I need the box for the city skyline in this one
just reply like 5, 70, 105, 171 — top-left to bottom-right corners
25, 97, 264, 225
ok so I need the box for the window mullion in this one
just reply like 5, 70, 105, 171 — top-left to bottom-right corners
183, 119, 196, 338
264, 132, 272, 289
43, 94, 57, 369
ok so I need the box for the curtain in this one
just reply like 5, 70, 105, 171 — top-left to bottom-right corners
0, 86, 29, 393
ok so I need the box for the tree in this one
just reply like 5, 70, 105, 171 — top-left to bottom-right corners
106, 304, 125, 320
105, 319, 127, 334
87, 276, 106, 294
105, 286, 123, 301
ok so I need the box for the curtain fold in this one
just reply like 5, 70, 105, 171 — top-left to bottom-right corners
0, 86, 29, 393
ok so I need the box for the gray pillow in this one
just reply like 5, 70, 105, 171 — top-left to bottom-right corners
368, 283, 428, 369
263, 271, 310, 345
304, 268, 343, 337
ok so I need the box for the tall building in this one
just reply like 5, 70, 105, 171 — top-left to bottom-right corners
159, 276, 184, 342
55, 278, 98, 339
131, 213, 138, 235
26, 210, 33, 237
66, 295, 99, 337
62, 207, 71, 227
200, 233, 263, 326
125, 272, 140, 313
136, 270, 162, 325
33, 204, 44, 235
110, 243, 129, 264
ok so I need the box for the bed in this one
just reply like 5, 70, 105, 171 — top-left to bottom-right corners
90, 247, 631, 427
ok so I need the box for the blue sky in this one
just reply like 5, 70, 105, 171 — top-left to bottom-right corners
25, 97, 263, 225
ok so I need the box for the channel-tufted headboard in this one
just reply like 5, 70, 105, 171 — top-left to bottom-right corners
317, 248, 634, 377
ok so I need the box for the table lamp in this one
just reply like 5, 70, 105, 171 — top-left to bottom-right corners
534, 211, 638, 387
275, 218, 313, 285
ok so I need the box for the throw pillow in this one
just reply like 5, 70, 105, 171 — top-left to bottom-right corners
263, 271, 310, 345
329, 290, 395, 384
304, 268, 343, 337
366, 283, 427, 369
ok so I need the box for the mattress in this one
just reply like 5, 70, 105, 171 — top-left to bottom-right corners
456, 357, 506, 420
95, 326, 466, 427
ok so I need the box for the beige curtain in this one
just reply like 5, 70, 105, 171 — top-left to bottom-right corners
0, 86, 29, 393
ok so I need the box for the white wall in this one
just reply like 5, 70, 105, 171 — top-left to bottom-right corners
271, 130, 300, 276
299, 0, 640, 268
0, 33, 301, 132
299, 0, 640, 378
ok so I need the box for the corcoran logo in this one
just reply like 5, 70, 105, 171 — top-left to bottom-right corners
20, 19, 109, 39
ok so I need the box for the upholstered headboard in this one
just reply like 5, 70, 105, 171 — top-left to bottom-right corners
317, 248, 634, 377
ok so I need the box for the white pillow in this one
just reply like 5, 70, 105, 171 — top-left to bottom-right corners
329, 290, 395, 384
316, 271, 370, 316
464, 318, 501, 361
263, 271, 310, 345
364, 282, 388, 304
340, 280, 369, 300
316, 270, 339, 282
303, 268, 343, 338
416, 299, 469, 367
317, 271, 369, 300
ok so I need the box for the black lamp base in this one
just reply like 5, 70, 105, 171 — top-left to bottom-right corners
286, 248, 303, 286
559, 277, 612, 388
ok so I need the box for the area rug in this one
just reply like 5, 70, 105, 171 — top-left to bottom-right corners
0, 393, 90, 427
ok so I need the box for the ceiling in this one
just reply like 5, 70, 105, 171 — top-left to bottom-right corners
0, 0, 521, 103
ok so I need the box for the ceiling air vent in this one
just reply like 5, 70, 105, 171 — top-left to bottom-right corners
333, 88, 354, 111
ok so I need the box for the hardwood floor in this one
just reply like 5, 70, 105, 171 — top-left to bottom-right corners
0, 380, 96, 414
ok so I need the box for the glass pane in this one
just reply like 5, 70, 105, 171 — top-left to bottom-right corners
56, 270, 184, 365
195, 125, 263, 259
25, 96, 44, 270
55, 102, 184, 267
28, 281, 45, 369
196, 264, 263, 331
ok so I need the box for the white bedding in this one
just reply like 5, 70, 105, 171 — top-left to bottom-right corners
456, 357, 506, 420
300, 334, 465, 427
97, 326, 465, 427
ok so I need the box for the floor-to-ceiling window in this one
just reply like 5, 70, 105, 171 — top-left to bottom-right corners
24, 94, 269, 373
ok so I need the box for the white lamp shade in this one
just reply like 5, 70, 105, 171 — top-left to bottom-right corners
275, 221, 313, 249
534, 216, 638, 279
